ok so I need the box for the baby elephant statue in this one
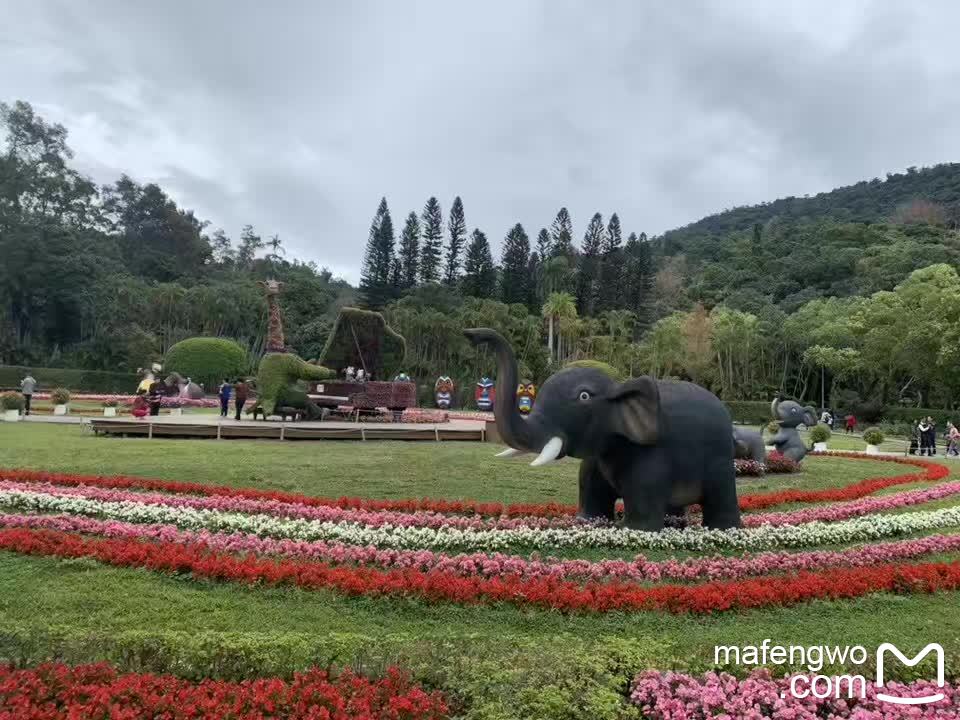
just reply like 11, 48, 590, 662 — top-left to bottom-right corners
733, 427, 767, 463
769, 396, 818, 462
464, 328, 741, 531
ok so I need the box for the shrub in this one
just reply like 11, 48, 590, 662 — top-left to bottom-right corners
765, 420, 780, 435
0, 392, 24, 411
880, 406, 952, 426
165, 338, 247, 391
50, 388, 71, 405
863, 427, 885, 446
765, 452, 800, 473
0, 366, 138, 394
808, 423, 831, 443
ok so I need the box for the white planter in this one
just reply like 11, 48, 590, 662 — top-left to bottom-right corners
103, 407, 117, 417
54, 404, 68, 416
3, 409, 20, 422
169, 408, 183, 416
813, 442, 828, 452
866, 444, 880, 455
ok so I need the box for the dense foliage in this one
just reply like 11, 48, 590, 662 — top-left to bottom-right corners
0, 101, 353, 372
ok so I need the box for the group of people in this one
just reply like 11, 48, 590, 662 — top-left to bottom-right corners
218, 378, 249, 420
131, 374, 166, 418
818, 409, 860, 434
908, 416, 960, 456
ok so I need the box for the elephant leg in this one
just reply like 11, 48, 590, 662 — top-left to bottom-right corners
577, 458, 617, 521
621, 459, 669, 532
700, 457, 742, 530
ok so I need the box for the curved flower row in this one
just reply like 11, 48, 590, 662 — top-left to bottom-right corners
5, 474, 960, 535
3, 526, 960, 613
4, 487, 960, 552
0, 662, 448, 720
4, 511, 960, 584
0, 453, 947, 519
0, 481, 584, 532
630, 669, 958, 719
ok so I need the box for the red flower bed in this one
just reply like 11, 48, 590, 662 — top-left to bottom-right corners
0, 662, 448, 719
3, 526, 960, 614
1, 453, 947, 520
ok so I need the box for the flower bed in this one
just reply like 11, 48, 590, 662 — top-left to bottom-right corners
31, 392, 220, 408
0, 453, 957, 614
630, 669, 957, 718
0, 662, 448, 719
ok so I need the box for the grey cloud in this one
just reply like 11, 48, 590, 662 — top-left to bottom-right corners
3, 0, 960, 281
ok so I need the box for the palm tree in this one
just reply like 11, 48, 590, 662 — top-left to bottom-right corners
603, 309, 636, 341
540, 256, 572, 299
542, 292, 577, 363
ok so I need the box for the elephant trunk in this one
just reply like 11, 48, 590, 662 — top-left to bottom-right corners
464, 328, 546, 453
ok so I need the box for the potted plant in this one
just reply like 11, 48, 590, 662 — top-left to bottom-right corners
809, 423, 831, 452
102, 399, 118, 417
50, 388, 71, 415
863, 427, 885, 455
1, 392, 24, 422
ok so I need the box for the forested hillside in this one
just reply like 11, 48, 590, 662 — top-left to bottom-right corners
5, 98, 960, 411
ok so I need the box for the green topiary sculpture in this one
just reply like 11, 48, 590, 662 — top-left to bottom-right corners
255, 353, 334, 418
563, 360, 624, 381
165, 338, 247, 391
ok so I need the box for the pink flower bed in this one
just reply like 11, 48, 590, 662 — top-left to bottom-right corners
32, 392, 220, 408
630, 669, 958, 718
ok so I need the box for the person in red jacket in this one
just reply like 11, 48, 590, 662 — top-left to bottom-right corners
845, 414, 856, 434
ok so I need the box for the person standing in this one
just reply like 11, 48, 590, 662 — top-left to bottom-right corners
20, 372, 36, 416
147, 379, 163, 417
845, 414, 856, 434
218, 379, 232, 418
234, 378, 248, 421
947, 422, 960, 457
918, 417, 935, 456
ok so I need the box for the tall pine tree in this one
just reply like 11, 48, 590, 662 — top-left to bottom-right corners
443, 196, 466, 285
499, 223, 530, 305
550, 207, 575, 258
624, 231, 655, 337
419, 197, 443, 284
398, 211, 420, 289
359, 197, 397, 309
461, 229, 496, 299
575, 212, 604, 315
536, 228, 551, 260
596, 212, 624, 313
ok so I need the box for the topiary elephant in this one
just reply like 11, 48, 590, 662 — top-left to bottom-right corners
769, 397, 817, 462
164, 372, 205, 400
254, 353, 334, 419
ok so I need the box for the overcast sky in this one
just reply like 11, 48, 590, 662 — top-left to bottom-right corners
4, 1, 960, 282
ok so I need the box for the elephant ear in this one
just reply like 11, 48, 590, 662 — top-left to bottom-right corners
803, 406, 818, 426
606, 377, 660, 445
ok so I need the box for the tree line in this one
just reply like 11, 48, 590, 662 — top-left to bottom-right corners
358, 196, 658, 332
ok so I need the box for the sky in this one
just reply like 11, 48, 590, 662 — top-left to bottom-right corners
3, 0, 960, 282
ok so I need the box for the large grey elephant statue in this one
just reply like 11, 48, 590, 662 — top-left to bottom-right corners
464, 328, 741, 531
733, 427, 766, 463
769, 396, 817, 462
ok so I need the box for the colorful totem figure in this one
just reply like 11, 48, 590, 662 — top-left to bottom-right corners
475, 377, 495, 411
435, 376, 455, 409
517, 379, 537, 415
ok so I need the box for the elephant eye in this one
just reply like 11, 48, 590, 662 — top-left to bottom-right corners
578, 391, 591, 401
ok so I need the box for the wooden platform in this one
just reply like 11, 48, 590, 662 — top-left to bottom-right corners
87, 416, 488, 442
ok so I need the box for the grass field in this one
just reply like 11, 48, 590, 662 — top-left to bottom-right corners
1, 423, 958, 718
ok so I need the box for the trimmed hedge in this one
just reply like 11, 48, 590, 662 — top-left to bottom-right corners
0, 366, 138, 394
164, 338, 248, 391
724, 401, 772, 424
564, 360, 624, 381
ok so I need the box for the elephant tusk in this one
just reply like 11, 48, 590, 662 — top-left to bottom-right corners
495, 448, 526, 458
530, 436, 564, 467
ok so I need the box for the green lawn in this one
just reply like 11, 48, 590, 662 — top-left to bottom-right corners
0, 423, 958, 718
